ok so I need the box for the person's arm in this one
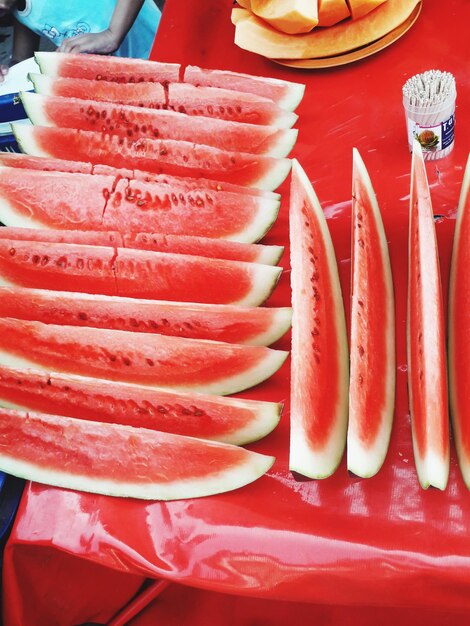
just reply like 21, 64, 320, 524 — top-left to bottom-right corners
57, 0, 145, 55
0, 18, 39, 83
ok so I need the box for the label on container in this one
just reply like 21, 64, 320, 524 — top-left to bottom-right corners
407, 113, 455, 152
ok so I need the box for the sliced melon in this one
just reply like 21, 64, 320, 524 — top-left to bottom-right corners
289, 160, 349, 478
0, 239, 282, 306
318, 0, 350, 26
407, 141, 449, 490
13, 125, 292, 192
233, 0, 420, 59
0, 407, 275, 500
0, 366, 283, 445
347, 149, 395, 478
251, 0, 318, 34
346, 0, 388, 20
35, 51, 181, 83
448, 154, 470, 487
0, 318, 288, 396
0, 286, 292, 346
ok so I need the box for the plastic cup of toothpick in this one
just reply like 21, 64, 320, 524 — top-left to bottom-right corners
402, 70, 456, 160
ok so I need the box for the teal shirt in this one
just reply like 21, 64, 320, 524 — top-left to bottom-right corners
14, 0, 161, 59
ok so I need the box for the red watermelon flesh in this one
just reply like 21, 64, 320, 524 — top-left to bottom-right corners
0, 153, 280, 200
13, 125, 292, 191
289, 160, 349, 479
0, 286, 292, 346
0, 167, 112, 229
22, 92, 298, 158
0, 318, 289, 395
447, 154, 470, 486
0, 239, 281, 306
407, 141, 449, 491
347, 149, 395, 479
29, 74, 297, 129
166, 83, 298, 128
183, 65, 305, 112
0, 227, 283, 265
104, 179, 279, 242
35, 51, 181, 83
0, 406, 275, 500
0, 168, 280, 243
0, 366, 282, 445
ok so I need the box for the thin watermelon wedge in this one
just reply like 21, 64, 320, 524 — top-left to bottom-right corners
166, 83, 297, 128
0, 318, 288, 395
289, 160, 349, 478
448, 154, 470, 487
0, 152, 280, 200
0, 227, 284, 265
0, 407, 275, 500
21, 92, 298, 158
13, 125, 292, 191
407, 141, 449, 490
183, 65, 305, 112
347, 149, 395, 478
0, 167, 280, 243
29, 74, 298, 129
0, 240, 281, 306
0, 287, 292, 346
0, 366, 282, 445
35, 51, 181, 83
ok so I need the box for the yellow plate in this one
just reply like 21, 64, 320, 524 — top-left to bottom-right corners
272, 1, 422, 69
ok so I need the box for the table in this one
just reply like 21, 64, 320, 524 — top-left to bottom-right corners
2, 1, 470, 624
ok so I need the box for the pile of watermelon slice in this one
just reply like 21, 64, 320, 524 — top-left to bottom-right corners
0, 52, 306, 500
289, 144, 470, 492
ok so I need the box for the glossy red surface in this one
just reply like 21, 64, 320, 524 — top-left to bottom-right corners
3, 1, 470, 624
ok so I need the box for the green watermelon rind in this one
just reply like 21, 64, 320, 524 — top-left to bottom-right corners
289, 159, 349, 479
347, 148, 395, 479
0, 408, 275, 500
0, 366, 284, 445
0, 286, 293, 347
448, 153, 470, 488
0, 319, 289, 396
21, 91, 299, 160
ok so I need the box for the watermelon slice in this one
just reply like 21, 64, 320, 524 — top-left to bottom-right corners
29, 74, 298, 129
0, 318, 288, 395
0, 152, 280, 200
407, 141, 449, 490
0, 167, 280, 243
0, 366, 282, 445
0, 239, 281, 306
183, 65, 305, 112
448, 154, 470, 487
0, 407, 275, 500
13, 125, 292, 191
35, 51, 181, 83
347, 149, 395, 478
0, 287, 292, 346
289, 160, 349, 479
21, 92, 298, 158
0, 227, 284, 265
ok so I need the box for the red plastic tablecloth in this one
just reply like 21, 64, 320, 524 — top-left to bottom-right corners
3, 1, 470, 624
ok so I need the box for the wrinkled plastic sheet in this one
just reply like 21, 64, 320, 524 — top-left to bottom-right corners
3, 0, 470, 624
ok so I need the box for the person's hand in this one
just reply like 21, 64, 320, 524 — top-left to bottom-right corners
0, 64, 8, 83
57, 29, 120, 55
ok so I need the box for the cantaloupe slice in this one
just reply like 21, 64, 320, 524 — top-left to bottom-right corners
233, 0, 419, 59
347, 0, 388, 20
318, 0, 350, 27
250, 0, 318, 35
